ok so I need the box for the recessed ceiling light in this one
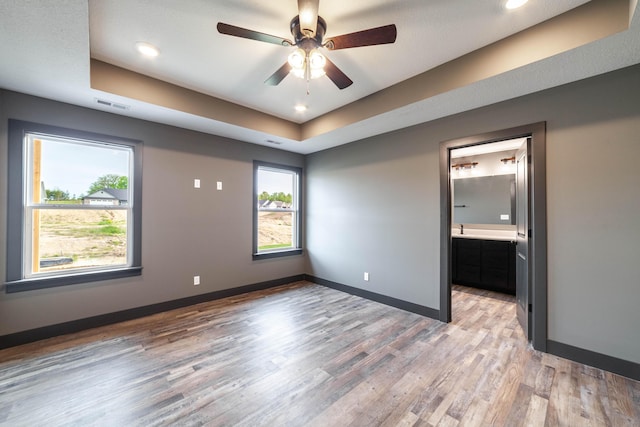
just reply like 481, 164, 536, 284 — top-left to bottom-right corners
135, 41, 159, 57
294, 105, 307, 112
505, 0, 528, 9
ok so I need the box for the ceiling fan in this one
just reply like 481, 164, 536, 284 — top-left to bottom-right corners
217, 0, 397, 90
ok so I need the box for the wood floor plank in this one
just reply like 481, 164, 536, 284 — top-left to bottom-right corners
525, 393, 550, 426
458, 395, 491, 426
605, 371, 640, 422
0, 282, 638, 426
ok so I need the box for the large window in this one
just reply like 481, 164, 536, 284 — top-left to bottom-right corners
253, 161, 302, 259
6, 120, 142, 292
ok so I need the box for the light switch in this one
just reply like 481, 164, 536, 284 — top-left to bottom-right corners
217, 181, 223, 190
500, 214, 510, 220
194, 179, 200, 189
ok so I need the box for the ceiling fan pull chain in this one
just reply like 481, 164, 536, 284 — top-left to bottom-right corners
306, 55, 311, 95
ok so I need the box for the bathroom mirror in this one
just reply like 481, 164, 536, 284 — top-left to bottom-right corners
453, 175, 515, 225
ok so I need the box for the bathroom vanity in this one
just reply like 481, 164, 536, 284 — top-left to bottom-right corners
452, 233, 516, 294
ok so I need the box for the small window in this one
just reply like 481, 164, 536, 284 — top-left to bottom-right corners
6, 120, 142, 292
253, 161, 302, 259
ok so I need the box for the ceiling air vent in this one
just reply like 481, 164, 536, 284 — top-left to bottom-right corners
95, 98, 131, 111
265, 139, 283, 145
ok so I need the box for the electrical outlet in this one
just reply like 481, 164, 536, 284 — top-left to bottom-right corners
217, 181, 223, 190
364, 272, 369, 281
193, 275, 200, 286
194, 179, 200, 189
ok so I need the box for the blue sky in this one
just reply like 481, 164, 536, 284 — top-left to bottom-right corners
38, 137, 130, 197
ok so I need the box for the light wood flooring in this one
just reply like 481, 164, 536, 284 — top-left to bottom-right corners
0, 281, 638, 426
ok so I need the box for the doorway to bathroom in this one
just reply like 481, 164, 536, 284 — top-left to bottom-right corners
439, 123, 548, 351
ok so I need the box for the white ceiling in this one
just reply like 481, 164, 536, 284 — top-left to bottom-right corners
1, 1, 639, 154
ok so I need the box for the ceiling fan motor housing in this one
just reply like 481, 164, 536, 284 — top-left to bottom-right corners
290, 15, 327, 50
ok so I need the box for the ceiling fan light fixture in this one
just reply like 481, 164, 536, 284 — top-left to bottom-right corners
308, 49, 326, 69
291, 68, 306, 79
288, 48, 306, 70
308, 49, 326, 78
288, 48, 326, 80
309, 68, 326, 79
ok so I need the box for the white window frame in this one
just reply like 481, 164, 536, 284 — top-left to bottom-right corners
5, 120, 143, 293
253, 161, 303, 260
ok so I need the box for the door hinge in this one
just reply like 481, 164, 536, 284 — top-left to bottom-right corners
528, 303, 532, 313
528, 229, 532, 238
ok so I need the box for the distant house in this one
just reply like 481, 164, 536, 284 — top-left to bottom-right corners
258, 200, 292, 210
83, 188, 128, 206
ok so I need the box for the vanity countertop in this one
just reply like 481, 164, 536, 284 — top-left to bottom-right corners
451, 229, 516, 241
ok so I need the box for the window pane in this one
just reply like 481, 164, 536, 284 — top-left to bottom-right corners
28, 134, 131, 205
31, 208, 128, 274
258, 211, 294, 250
25, 132, 133, 277
255, 165, 300, 255
257, 169, 295, 208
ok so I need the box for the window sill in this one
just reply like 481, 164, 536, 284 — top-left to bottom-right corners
253, 249, 303, 260
4, 266, 142, 293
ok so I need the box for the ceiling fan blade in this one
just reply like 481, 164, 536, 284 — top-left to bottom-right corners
265, 63, 292, 86
324, 57, 353, 90
217, 22, 293, 46
297, 0, 319, 37
325, 24, 397, 50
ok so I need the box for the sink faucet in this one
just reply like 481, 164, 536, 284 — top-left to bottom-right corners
460, 224, 464, 235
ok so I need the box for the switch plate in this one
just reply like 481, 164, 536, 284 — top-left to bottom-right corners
217, 181, 223, 190
193, 275, 200, 286
194, 179, 200, 189
364, 272, 369, 281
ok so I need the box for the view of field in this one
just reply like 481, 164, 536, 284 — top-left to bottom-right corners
37, 209, 127, 272
34, 209, 291, 273
257, 211, 293, 250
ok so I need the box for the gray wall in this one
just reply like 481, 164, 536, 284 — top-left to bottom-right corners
0, 91, 305, 336
306, 65, 640, 364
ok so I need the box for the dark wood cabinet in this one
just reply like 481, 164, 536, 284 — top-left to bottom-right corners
452, 238, 515, 294
455, 239, 481, 284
